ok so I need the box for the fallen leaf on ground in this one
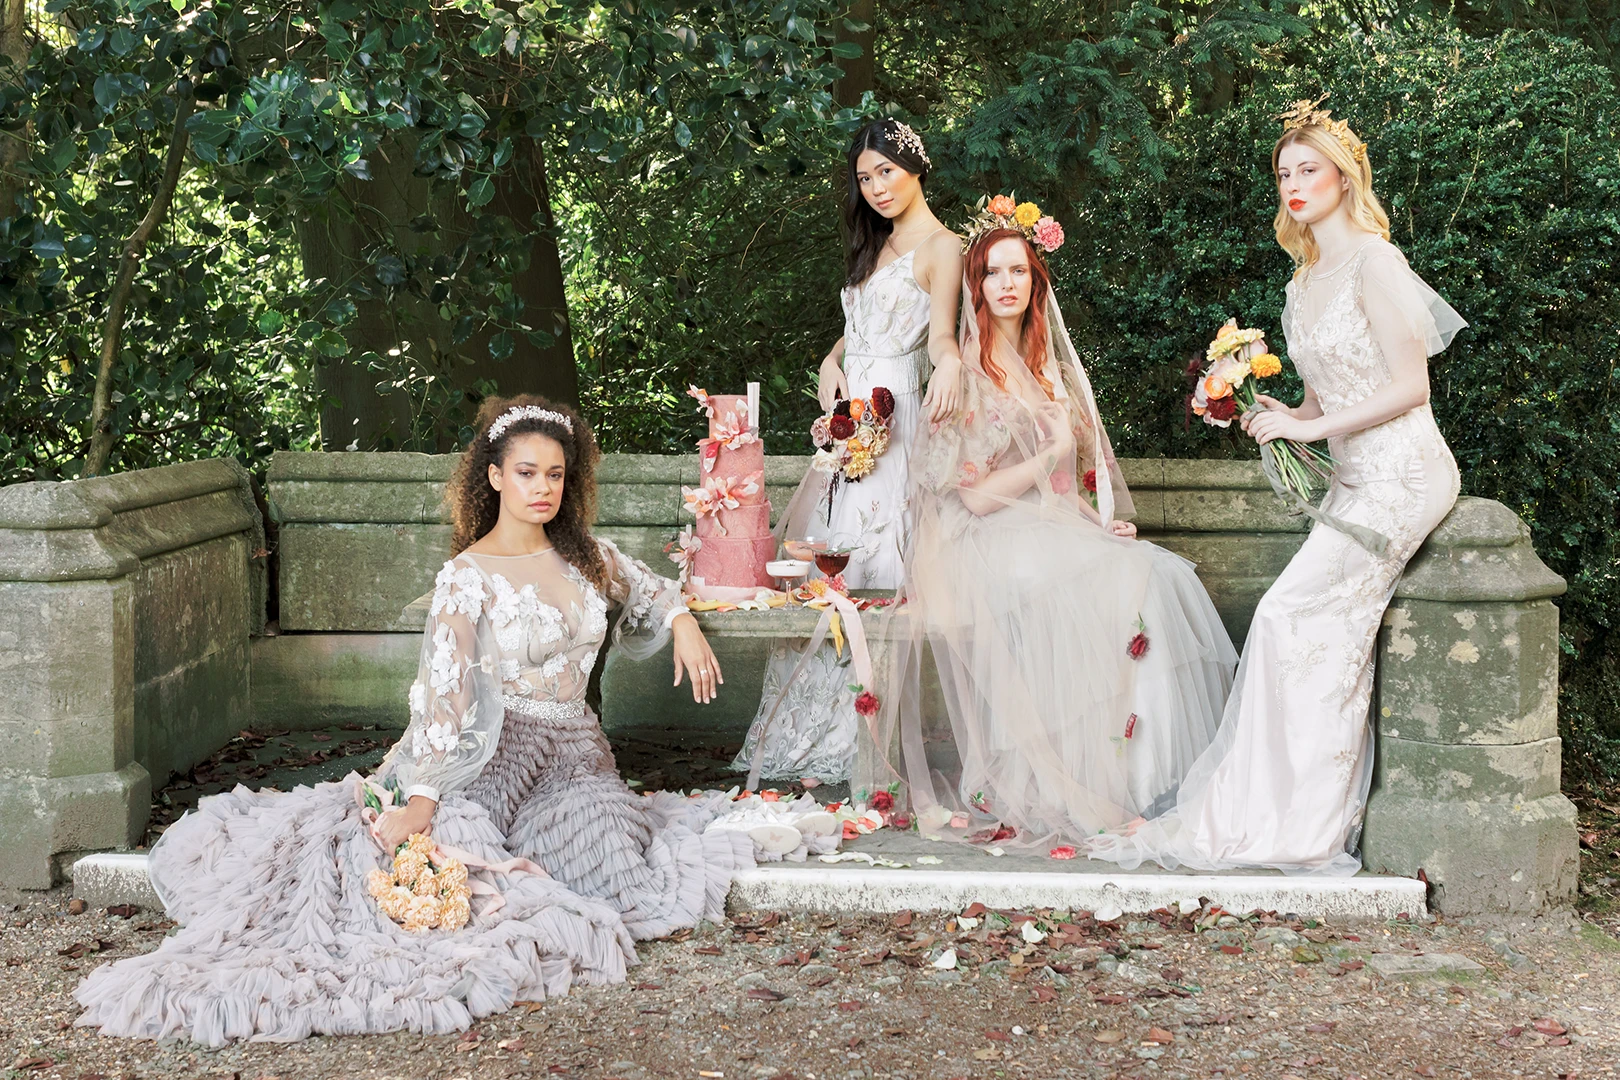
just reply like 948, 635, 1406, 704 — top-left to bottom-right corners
746, 987, 786, 1002
1145, 1027, 1175, 1044
1534, 1018, 1567, 1036
105, 904, 139, 918
891, 910, 913, 929
962, 902, 989, 918
1093, 1031, 1124, 1043
1219, 944, 1244, 955
973, 1049, 1000, 1061
694, 945, 722, 956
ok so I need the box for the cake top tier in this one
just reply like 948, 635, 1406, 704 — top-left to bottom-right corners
688, 386, 759, 445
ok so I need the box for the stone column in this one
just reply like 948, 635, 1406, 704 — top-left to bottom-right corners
0, 484, 150, 889
1363, 497, 1577, 913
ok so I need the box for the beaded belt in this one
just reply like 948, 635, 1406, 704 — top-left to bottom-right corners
502, 695, 588, 721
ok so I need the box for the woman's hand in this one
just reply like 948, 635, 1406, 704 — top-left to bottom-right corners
1035, 403, 1077, 468
1239, 393, 1297, 437
671, 612, 723, 703
1107, 520, 1138, 539
817, 355, 849, 411
1247, 408, 1321, 446
376, 795, 436, 850
923, 355, 962, 422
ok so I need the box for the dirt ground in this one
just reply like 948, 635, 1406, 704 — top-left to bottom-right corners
3, 730, 1616, 1080
3, 889, 1617, 1080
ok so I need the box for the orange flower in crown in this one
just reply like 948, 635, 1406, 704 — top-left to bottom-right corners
964, 194, 1065, 256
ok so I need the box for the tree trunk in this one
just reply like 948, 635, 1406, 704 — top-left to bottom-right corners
83, 94, 194, 477
833, 0, 877, 109
296, 137, 577, 451
0, 0, 32, 217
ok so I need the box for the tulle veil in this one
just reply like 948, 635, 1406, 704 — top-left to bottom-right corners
853, 280, 1229, 846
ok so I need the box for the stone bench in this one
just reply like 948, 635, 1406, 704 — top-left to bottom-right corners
0, 450, 1577, 913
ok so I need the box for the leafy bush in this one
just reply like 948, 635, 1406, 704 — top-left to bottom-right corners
1059, 29, 1620, 775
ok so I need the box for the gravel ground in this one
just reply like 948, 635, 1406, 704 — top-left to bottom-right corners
3, 890, 1616, 1080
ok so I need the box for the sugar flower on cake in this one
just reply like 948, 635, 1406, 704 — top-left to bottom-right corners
696, 399, 758, 473
680, 471, 761, 536
664, 524, 702, 585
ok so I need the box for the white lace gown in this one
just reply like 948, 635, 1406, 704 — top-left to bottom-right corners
731, 247, 935, 784
1089, 239, 1464, 874
74, 541, 763, 1045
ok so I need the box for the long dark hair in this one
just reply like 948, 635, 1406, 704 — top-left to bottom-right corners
447, 394, 609, 590
843, 119, 931, 288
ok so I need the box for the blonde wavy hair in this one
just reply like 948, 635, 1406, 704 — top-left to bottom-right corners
1271, 122, 1391, 273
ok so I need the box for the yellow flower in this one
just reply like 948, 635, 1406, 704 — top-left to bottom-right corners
845, 450, 876, 479
1251, 353, 1282, 378
1014, 202, 1041, 228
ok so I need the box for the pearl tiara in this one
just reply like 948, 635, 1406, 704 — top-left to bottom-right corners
487, 405, 573, 443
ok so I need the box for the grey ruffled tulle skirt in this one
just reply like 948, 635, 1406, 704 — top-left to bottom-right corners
73, 706, 754, 1045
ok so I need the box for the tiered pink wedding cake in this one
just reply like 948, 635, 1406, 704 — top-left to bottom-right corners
679, 385, 777, 599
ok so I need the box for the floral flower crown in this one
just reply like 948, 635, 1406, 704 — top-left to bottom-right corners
1279, 95, 1367, 165
889, 120, 930, 168
486, 405, 573, 443
962, 194, 1065, 256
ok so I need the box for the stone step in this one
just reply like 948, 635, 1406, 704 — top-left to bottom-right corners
69, 851, 1424, 921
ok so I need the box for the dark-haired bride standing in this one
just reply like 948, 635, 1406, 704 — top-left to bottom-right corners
733, 118, 964, 786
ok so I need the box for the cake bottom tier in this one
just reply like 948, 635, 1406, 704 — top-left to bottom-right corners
690, 534, 777, 594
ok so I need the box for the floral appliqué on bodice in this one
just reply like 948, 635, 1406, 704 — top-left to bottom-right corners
841, 249, 932, 393
1283, 244, 1452, 485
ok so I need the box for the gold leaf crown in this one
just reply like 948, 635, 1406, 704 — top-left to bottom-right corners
961, 194, 1065, 257
1279, 95, 1367, 164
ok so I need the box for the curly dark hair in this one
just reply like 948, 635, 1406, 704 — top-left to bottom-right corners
447, 394, 609, 591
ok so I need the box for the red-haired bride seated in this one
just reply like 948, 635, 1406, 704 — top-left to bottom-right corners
864, 200, 1238, 847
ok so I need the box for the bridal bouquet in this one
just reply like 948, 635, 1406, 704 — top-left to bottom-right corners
811, 388, 895, 483
1192, 320, 1334, 504
367, 831, 474, 933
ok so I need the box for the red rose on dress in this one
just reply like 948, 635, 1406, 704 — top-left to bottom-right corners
854, 690, 880, 716
1206, 395, 1238, 422
1083, 469, 1098, 493
829, 414, 856, 440
871, 387, 895, 420
1124, 713, 1138, 739
869, 790, 895, 812
1127, 633, 1150, 660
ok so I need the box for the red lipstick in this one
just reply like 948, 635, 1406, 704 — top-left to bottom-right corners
1288, 199, 1307, 211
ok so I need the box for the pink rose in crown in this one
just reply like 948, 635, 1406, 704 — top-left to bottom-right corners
1033, 216, 1065, 253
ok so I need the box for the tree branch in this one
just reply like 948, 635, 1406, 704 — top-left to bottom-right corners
83, 91, 196, 476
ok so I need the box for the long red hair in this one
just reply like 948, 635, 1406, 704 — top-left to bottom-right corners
966, 228, 1054, 398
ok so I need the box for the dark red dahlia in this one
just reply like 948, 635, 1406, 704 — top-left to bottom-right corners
832, 398, 852, 418
1127, 632, 1150, 660
1083, 468, 1098, 493
871, 386, 895, 420
1206, 395, 1238, 422
868, 790, 895, 812
829, 414, 856, 440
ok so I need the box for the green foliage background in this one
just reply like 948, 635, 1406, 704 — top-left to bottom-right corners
1, 2, 1617, 778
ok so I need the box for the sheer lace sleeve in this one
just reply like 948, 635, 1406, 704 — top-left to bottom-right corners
600, 537, 687, 661
378, 557, 506, 804
1360, 244, 1467, 359
914, 372, 1011, 497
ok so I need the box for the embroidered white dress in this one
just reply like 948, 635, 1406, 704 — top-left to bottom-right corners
74, 541, 762, 1045
1089, 239, 1464, 874
731, 247, 937, 784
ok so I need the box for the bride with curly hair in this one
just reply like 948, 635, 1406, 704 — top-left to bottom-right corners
75, 395, 832, 1045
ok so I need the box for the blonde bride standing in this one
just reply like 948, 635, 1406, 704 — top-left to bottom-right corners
1090, 101, 1465, 874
